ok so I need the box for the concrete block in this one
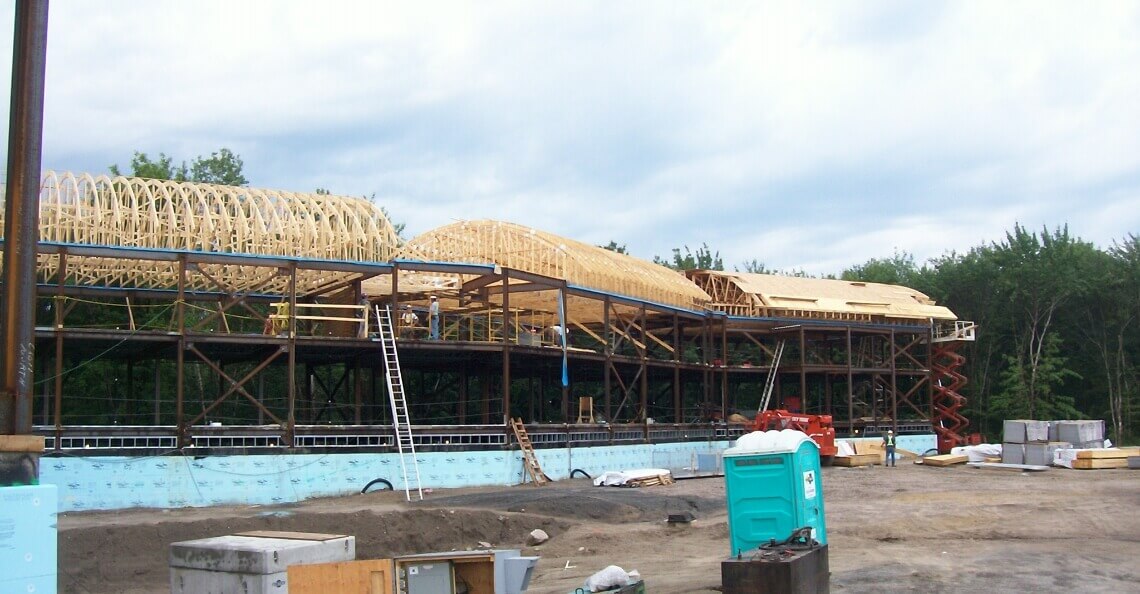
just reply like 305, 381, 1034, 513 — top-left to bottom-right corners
1003, 420, 1026, 444
170, 532, 354, 594
1024, 421, 1049, 442
0, 484, 58, 592
1055, 421, 1104, 444
1025, 442, 1070, 467
1128, 457, 1140, 470
1001, 443, 1024, 465
1003, 420, 1048, 443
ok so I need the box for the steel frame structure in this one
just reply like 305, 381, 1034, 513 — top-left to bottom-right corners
21, 243, 964, 455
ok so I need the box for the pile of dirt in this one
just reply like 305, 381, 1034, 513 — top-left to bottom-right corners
60, 508, 568, 594
420, 482, 724, 522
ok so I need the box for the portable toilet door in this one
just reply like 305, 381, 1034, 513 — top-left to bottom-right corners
722, 429, 828, 556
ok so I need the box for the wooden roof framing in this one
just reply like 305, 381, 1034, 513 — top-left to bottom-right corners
0, 170, 401, 294
397, 220, 711, 311
688, 270, 956, 322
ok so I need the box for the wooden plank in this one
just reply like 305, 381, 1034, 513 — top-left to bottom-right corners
1075, 447, 1140, 460
1072, 458, 1129, 470
854, 440, 919, 459
0, 435, 45, 452
453, 559, 496, 594
235, 530, 348, 541
921, 454, 968, 467
833, 454, 879, 467
287, 559, 393, 594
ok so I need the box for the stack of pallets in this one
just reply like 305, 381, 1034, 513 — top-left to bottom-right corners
623, 473, 675, 488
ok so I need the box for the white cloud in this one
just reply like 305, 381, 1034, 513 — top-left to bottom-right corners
0, 1, 1135, 275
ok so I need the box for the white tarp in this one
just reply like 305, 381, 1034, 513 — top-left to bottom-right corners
592, 468, 672, 487
950, 443, 1003, 463
836, 440, 856, 457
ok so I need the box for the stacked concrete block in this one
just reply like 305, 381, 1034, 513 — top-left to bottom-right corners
1051, 420, 1105, 449
1002, 420, 1049, 465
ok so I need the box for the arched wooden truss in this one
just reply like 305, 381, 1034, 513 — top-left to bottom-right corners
688, 269, 956, 322
0, 170, 401, 294
398, 219, 712, 311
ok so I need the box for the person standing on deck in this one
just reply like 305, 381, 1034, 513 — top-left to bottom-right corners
883, 430, 897, 467
428, 295, 440, 340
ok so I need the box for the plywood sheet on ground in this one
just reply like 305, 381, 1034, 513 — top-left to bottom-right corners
922, 454, 968, 467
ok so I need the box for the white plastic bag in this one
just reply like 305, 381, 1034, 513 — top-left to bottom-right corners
584, 565, 630, 592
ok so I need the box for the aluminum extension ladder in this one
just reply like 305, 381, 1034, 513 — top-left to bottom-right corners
757, 339, 786, 414
375, 304, 423, 501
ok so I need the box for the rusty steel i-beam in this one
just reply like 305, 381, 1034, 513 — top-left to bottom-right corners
1, 0, 49, 435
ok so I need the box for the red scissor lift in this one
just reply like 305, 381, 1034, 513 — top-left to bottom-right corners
931, 322, 977, 454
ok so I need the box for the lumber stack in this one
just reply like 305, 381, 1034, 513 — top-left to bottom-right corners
833, 454, 879, 467
624, 473, 675, 487
1061, 447, 1139, 470
921, 454, 968, 467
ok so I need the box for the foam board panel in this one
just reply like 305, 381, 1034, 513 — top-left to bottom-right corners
0, 484, 58, 593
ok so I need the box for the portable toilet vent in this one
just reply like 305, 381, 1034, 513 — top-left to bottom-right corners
722, 429, 827, 556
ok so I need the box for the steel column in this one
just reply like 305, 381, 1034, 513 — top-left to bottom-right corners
0, 0, 49, 435
603, 295, 611, 421
501, 270, 511, 426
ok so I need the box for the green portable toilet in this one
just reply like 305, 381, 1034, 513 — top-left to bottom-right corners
723, 429, 827, 556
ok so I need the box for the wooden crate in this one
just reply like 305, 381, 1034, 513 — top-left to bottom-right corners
287, 559, 394, 594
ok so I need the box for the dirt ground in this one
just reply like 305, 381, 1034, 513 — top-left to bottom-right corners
58, 461, 1140, 593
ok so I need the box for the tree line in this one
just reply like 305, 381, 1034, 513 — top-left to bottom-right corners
634, 227, 1138, 444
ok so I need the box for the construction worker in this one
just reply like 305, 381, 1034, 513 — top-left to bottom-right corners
428, 295, 440, 340
883, 429, 897, 467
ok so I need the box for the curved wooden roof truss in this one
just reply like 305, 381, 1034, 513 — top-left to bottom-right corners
398, 220, 711, 313
1, 171, 402, 295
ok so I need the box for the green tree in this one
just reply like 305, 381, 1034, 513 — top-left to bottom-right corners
109, 152, 188, 181
654, 243, 723, 271
738, 259, 769, 274
992, 332, 1081, 420
841, 250, 920, 286
110, 148, 247, 186
189, 148, 248, 185
600, 241, 628, 254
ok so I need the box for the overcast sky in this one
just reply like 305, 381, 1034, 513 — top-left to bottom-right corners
1, 1, 1137, 275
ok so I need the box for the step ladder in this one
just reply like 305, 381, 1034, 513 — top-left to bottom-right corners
758, 339, 786, 414
376, 305, 423, 501
510, 418, 548, 486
